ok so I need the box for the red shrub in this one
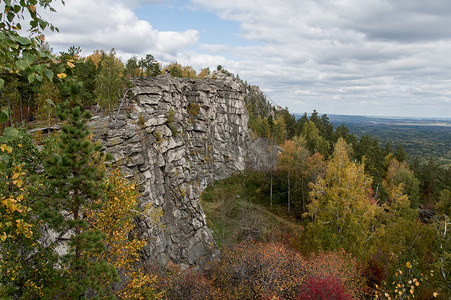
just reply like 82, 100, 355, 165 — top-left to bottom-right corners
299, 276, 350, 300
303, 250, 367, 299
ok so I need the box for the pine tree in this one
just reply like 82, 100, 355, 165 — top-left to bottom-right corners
41, 81, 116, 298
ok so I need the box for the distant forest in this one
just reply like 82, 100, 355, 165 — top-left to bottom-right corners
314, 114, 451, 167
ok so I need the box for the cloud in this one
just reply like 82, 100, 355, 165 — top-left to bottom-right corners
41, 0, 199, 59
188, 0, 451, 117
38, 0, 451, 117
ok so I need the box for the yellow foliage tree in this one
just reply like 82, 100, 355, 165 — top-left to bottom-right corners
197, 67, 210, 79
0, 144, 33, 242
305, 138, 379, 257
86, 169, 161, 299
181, 66, 197, 79
85, 49, 106, 68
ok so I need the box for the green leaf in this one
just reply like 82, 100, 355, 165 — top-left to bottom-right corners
7, 12, 15, 23
22, 52, 34, 65
28, 73, 36, 83
38, 19, 48, 31
56, 64, 66, 73
13, 5, 21, 13
6, 39, 19, 49
12, 35, 31, 46
0, 110, 8, 124
44, 69, 54, 81
15, 59, 29, 71
32, 64, 46, 73
0, 78, 4, 89
3, 127, 19, 141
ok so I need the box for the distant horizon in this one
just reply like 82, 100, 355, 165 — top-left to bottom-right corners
292, 111, 451, 121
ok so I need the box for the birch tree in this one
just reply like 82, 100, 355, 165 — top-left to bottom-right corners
305, 138, 378, 256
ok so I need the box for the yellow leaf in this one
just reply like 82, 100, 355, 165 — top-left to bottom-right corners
0, 144, 12, 153
0, 233, 6, 242
433, 292, 438, 297
13, 179, 23, 188
57, 73, 67, 79
67, 61, 75, 68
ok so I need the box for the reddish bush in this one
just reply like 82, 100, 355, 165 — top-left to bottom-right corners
303, 250, 367, 299
209, 242, 306, 299
299, 276, 350, 300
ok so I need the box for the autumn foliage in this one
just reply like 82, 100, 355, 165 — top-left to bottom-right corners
86, 168, 160, 299
156, 241, 366, 300
299, 276, 350, 300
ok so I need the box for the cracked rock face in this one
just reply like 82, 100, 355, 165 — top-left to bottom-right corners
89, 73, 275, 269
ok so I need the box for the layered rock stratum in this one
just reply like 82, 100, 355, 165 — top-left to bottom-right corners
89, 71, 275, 269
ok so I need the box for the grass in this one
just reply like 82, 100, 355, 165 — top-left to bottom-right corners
200, 170, 301, 249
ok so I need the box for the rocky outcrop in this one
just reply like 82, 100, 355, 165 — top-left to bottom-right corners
89, 72, 275, 269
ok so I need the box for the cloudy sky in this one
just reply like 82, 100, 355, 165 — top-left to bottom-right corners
40, 0, 451, 118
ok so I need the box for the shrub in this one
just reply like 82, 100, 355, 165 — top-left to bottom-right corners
151, 262, 217, 300
209, 242, 306, 299
187, 102, 200, 122
304, 250, 367, 299
299, 276, 351, 300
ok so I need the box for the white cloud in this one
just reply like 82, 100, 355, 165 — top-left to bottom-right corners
41, 0, 199, 59
37, 0, 451, 117
189, 0, 451, 117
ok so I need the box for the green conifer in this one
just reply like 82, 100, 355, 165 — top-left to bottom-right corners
41, 81, 116, 298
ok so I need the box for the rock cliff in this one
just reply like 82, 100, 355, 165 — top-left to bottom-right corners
89, 71, 274, 269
